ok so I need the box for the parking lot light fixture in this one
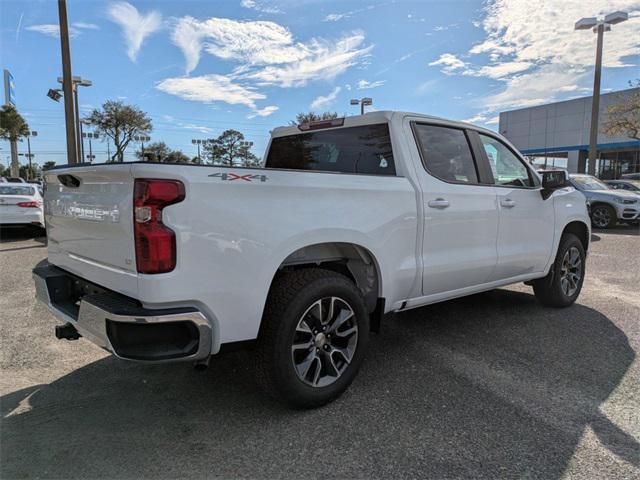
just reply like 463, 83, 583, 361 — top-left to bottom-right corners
575, 11, 628, 175
350, 97, 373, 115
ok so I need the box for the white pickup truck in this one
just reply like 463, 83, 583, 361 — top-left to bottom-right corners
34, 111, 590, 408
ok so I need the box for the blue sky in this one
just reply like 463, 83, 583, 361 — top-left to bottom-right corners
1, 0, 639, 166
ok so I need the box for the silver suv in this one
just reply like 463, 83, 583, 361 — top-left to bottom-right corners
569, 174, 640, 228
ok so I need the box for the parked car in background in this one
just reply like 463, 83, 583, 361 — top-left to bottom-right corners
0, 183, 45, 229
569, 174, 640, 228
5, 177, 27, 183
606, 179, 640, 194
621, 173, 640, 180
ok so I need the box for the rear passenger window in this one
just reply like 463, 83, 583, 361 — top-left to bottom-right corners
413, 124, 478, 184
265, 124, 395, 175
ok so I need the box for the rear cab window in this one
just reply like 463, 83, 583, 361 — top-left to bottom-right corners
265, 123, 396, 175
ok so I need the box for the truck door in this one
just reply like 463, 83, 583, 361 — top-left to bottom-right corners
475, 133, 555, 280
410, 122, 499, 296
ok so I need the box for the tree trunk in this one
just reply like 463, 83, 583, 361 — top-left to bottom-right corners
10, 138, 19, 177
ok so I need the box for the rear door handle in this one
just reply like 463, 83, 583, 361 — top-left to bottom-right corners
427, 198, 450, 209
500, 198, 516, 208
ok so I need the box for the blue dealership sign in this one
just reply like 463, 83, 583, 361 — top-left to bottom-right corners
4, 70, 16, 106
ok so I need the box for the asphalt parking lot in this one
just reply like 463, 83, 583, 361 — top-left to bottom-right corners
1, 226, 639, 479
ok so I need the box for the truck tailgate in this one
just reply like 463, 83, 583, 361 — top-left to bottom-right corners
44, 164, 138, 296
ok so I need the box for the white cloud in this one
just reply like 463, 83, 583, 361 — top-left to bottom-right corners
106, 1, 162, 62
356, 79, 385, 89
323, 4, 377, 22
156, 74, 266, 109
246, 33, 372, 87
73, 22, 99, 30
428, 53, 467, 74
26, 24, 65, 38
247, 105, 279, 118
434, 0, 640, 123
240, 0, 282, 14
324, 13, 347, 22
469, 61, 533, 79
171, 17, 310, 74
310, 87, 341, 109
466, 0, 640, 112
26, 22, 97, 38
171, 17, 371, 86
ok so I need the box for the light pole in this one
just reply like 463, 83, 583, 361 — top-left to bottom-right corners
58, 76, 92, 164
57, 0, 77, 165
192, 138, 211, 164
575, 11, 628, 175
82, 131, 99, 162
134, 135, 151, 160
350, 97, 373, 115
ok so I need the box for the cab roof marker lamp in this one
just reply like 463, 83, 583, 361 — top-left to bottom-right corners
297, 118, 345, 132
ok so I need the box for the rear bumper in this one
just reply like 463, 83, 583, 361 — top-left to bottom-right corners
1, 209, 45, 226
33, 263, 212, 362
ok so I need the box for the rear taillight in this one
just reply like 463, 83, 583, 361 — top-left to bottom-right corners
133, 179, 185, 274
17, 201, 41, 208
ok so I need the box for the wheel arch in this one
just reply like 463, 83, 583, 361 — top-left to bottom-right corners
269, 242, 383, 314
562, 220, 590, 253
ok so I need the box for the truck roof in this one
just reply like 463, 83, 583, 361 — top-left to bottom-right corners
270, 110, 492, 138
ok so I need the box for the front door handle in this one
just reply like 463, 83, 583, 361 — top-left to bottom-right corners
428, 198, 450, 209
500, 198, 516, 208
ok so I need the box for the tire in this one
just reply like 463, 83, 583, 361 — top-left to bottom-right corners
533, 233, 586, 308
255, 268, 370, 408
590, 204, 615, 229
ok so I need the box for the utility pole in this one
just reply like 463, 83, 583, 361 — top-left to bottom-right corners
26, 131, 37, 179
75, 86, 83, 162
57, 0, 78, 164
587, 23, 604, 176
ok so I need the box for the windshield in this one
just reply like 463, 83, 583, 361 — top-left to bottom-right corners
571, 176, 609, 191
0, 185, 35, 196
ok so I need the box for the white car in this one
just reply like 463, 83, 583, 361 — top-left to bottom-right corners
33, 111, 590, 408
0, 183, 45, 228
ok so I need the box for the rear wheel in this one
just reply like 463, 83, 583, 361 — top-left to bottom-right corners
255, 268, 369, 408
533, 233, 585, 307
591, 204, 615, 229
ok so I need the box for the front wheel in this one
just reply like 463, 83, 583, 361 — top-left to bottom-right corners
533, 233, 586, 307
591, 204, 615, 229
255, 268, 369, 408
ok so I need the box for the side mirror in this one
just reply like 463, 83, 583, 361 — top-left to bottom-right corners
541, 170, 568, 200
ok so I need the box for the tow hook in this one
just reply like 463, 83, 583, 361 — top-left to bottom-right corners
193, 357, 210, 371
55, 322, 81, 340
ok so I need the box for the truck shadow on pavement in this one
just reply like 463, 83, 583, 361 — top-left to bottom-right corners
1, 289, 637, 479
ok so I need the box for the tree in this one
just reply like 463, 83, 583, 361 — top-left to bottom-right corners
203, 129, 258, 166
0, 105, 30, 176
292, 111, 339, 125
135, 141, 191, 163
42, 161, 57, 171
85, 100, 152, 162
602, 80, 640, 141
165, 149, 191, 164
136, 141, 170, 162
19, 163, 40, 180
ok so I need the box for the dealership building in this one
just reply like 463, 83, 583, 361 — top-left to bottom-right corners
498, 87, 639, 179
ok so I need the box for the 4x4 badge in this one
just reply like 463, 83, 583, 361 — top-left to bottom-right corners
208, 172, 268, 182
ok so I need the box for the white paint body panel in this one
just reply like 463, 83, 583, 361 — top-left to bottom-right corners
42, 111, 590, 354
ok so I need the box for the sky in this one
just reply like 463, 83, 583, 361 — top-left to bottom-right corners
1, 0, 639, 166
